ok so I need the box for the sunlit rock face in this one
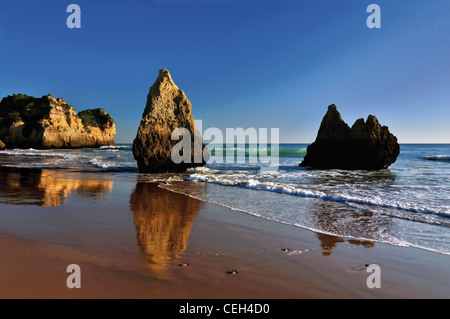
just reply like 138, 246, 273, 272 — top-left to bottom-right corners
132, 69, 208, 173
0, 94, 116, 149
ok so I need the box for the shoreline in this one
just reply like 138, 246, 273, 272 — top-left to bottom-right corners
0, 177, 448, 299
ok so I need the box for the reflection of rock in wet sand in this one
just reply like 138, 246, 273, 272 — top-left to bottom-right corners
347, 239, 375, 248
312, 201, 376, 256
316, 233, 345, 256
129, 182, 203, 272
0, 167, 113, 207
316, 233, 375, 256
38, 170, 113, 206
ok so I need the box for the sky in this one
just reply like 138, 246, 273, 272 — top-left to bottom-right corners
0, 0, 449, 143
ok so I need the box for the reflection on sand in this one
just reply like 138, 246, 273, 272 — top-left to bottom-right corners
316, 233, 345, 256
312, 201, 376, 256
347, 239, 375, 248
129, 182, 204, 272
316, 232, 375, 256
0, 167, 113, 207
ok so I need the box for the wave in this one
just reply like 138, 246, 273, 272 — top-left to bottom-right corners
185, 175, 450, 221
100, 145, 133, 151
423, 155, 450, 162
2, 147, 138, 172
279, 148, 307, 157
3, 149, 66, 157
201, 164, 302, 172
207, 147, 306, 157
88, 158, 138, 172
160, 182, 450, 255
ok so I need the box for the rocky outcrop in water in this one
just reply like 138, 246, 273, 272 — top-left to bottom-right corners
0, 94, 116, 149
133, 69, 208, 173
300, 104, 399, 170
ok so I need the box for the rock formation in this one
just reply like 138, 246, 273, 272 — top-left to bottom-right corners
0, 139, 5, 150
0, 94, 116, 149
300, 104, 399, 170
133, 69, 209, 173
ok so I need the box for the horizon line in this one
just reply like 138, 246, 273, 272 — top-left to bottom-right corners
114, 141, 450, 145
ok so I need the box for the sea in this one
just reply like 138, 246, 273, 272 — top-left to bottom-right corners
1, 143, 449, 256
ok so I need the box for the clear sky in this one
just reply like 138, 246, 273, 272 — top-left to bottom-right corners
0, 0, 449, 143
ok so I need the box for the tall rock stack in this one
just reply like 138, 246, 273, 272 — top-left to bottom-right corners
133, 69, 209, 173
300, 104, 399, 170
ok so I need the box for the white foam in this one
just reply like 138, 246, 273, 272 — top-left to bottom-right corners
186, 173, 450, 220
160, 182, 450, 256
423, 155, 450, 161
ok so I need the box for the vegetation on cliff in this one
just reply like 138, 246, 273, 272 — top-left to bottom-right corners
0, 94, 116, 149
78, 109, 114, 130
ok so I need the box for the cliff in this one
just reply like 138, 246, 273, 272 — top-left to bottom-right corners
300, 104, 400, 170
0, 94, 116, 149
133, 69, 209, 172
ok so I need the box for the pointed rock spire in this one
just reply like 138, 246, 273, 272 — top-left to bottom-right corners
133, 69, 209, 172
300, 104, 399, 170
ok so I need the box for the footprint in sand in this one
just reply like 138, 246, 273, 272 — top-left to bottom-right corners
178, 263, 190, 267
351, 263, 380, 272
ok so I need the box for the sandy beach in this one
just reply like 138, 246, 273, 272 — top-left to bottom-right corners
0, 169, 448, 299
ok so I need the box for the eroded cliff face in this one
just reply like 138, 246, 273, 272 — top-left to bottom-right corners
0, 94, 116, 149
300, 104, 400, 170
133, 69, 208, 172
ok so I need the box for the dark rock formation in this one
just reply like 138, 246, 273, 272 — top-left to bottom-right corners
300, 104, 399, 170
133, 69, 209, 173
0, 94, 116, 149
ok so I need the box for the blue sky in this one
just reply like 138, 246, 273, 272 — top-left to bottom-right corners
0, 0, 449, 143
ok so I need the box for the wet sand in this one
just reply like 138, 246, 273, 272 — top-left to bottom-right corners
0, 169, 448, 299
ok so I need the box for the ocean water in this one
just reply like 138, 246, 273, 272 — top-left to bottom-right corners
1, 143, 449, 256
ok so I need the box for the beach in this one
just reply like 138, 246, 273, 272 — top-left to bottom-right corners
0, 167, 448, 299
2, 0, 450, 304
